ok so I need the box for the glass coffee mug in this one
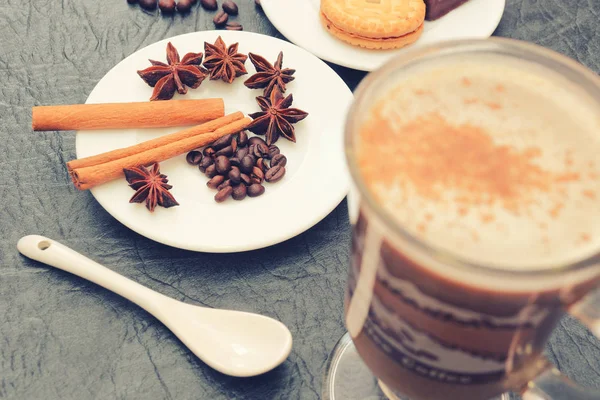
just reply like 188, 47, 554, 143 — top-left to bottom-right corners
323, 38, 600, 400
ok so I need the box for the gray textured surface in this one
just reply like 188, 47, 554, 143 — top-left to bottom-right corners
1, 0, 599, 399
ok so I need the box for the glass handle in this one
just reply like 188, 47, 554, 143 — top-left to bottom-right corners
521, 289, 600, 400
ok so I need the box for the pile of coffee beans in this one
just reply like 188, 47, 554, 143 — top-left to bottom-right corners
186, 131, 287, 203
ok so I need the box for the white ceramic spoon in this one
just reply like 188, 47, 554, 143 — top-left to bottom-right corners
17, 235, 293, 377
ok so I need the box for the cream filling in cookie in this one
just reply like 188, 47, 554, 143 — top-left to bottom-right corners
321, 12, 423, 42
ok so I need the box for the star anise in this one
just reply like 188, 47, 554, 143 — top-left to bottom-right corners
203, 36, 248, 84
123, 163, 179, 212
137, 42, 207, 101
244, 52, 295, 96
247, 86, 308, 145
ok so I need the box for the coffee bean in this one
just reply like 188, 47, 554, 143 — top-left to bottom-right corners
231, 138, 238, 152
240, 173, 251, 186
255, 143, 269, 158
252, 145, 262, 158
268, 145, 280, 158
139, 0, 157, 10
240, 155, 254, 174
176, 0, 193, 12
198, 156, 214, 172
207, 175, 225, 189
225, 22, 243, 31
260, 144, 271, 158
228, 166, 241, 184
229, 157, 240, 167
236, 146, 249, 159
213, 10, 228, 26
252, 146, 261, 158
251, 166, 264, 182
270, 154, 287, 168
158, 0, 176, 13
265, 165, 285, 183
200, 0, 217, 10
248, 136, 267, 147
251, 176, 262, 185
247, 183, 265, 197
238, 131, 248, 147
186, 150, 203, 165
205, 164, 217, 178
217, 179, 232, 191
203, 147, 215, 157
127, 0, 138, 4
215, 145, 234, 157
256, 158, 268, 173
215, 155, 231, 174
212, 134, 233, 150
215, 186, 233, 203
222, 0, 238, 15
232, 184, 247, 200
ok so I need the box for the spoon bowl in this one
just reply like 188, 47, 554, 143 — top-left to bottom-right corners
162, 301, 292, 377
17, 235, 293, 377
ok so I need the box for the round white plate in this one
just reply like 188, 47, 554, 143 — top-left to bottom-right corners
77, 31, 353, 253
260, 0, 505, 71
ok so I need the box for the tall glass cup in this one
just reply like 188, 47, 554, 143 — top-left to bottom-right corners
324, 38, 600, 400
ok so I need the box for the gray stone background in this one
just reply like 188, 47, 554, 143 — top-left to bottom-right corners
1, 0, 599, 399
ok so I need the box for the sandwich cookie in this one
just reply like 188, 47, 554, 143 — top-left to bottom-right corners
320, 0, 426, 50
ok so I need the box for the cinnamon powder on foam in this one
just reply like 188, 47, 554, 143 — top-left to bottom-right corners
358, 112, 588, 223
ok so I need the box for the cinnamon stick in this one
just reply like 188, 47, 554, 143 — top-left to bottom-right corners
32, 99, 225, 131
70, 117, 251, 190
67, 112, 243, 171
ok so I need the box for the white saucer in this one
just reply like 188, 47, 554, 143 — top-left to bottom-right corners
260, 0, 505, 71
76, 31, 353, 253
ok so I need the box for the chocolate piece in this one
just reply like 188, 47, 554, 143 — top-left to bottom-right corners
424, 0, 469, 21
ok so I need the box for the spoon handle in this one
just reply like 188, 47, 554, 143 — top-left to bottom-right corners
17, 235, 172, 315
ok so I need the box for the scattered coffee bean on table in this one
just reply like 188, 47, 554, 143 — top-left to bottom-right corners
139, 0, 158, 10
225, 22, 243, 31
186, 131, 289, 203
213, 11, 229, 27
222, 0, 238, 15
176, 0, 193, 12
200, 0, 218, 10
158, 0, 176, 13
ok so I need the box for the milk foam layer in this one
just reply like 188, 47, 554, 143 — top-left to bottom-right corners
359, 56, 600, 270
